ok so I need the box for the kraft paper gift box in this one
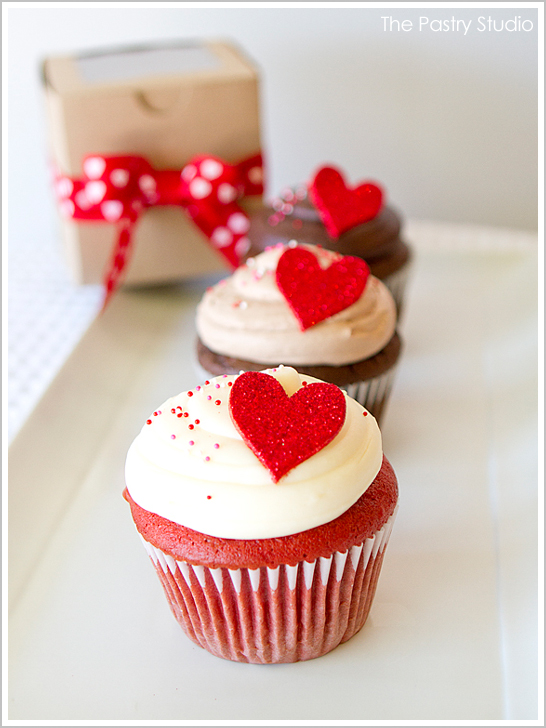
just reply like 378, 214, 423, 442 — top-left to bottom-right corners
42, 40, 263, 286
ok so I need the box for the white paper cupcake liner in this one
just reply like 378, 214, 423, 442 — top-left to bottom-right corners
382, 262, 412, 316
137, 506, 397, 664
196, 358, 397, 424
344, 366, 398, 424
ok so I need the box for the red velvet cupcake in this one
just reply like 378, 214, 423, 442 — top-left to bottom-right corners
124, 366, 398, 663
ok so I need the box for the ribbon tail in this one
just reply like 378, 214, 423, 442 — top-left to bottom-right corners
100, 219, 136, 311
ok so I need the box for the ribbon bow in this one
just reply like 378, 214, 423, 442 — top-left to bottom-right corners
55, 152, 264, 306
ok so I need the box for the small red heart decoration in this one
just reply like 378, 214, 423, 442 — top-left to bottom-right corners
276, 246, 370, 330
309, 166, 383, 238
229, 371, 346, 483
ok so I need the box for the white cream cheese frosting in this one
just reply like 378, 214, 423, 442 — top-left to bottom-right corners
125, 366, 383, 539
195, 243, 397, 366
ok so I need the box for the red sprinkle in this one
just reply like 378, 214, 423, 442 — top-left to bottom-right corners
195, 419, 200, 424
363, 411, 368, 416
171, 408, 176, 413
187, 391, 193, 397
177, 413, 183, 418
188, 424, 194, 430
228, 381, 233, 386
215, 400, 221, 405
207, 495, 212, 499
204, 380, 210, 385
302, 381, 308, 386
184, 412, 189, 417
146, 419, 152, 425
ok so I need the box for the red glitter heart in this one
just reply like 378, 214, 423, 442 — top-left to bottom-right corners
276, 246, 370, 330
229, 371, 346, 483
309, 166, 383, 238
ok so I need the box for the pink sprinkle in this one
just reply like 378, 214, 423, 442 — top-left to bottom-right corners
215, 383, 220, 389
205, 456, 211, 462
207, 395, 212, 400
196, 385, 201, 391
189, 440, 194, 446
214, 443, 219, 449
171, 434, 176, 439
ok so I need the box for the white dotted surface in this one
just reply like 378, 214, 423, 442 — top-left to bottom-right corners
7, 238, 102, 443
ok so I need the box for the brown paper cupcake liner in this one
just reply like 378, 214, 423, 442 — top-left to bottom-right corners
137, 507, 397, 664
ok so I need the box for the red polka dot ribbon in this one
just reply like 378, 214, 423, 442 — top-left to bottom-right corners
54, 152, 264, 306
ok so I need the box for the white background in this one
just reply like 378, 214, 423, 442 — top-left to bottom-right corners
7, 4, 539, 232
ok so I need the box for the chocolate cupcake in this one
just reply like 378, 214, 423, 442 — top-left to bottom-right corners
196, 242, 402, 424
246, 165, 412, 313
124, 366, 399, 663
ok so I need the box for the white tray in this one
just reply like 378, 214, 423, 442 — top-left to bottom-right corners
8, 222, 539, 720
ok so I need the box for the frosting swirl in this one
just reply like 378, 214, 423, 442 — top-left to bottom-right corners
125, 366, 383, 539
196, 243, 397, 366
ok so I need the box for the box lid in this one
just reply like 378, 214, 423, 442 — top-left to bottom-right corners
43, 40, 257, 96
